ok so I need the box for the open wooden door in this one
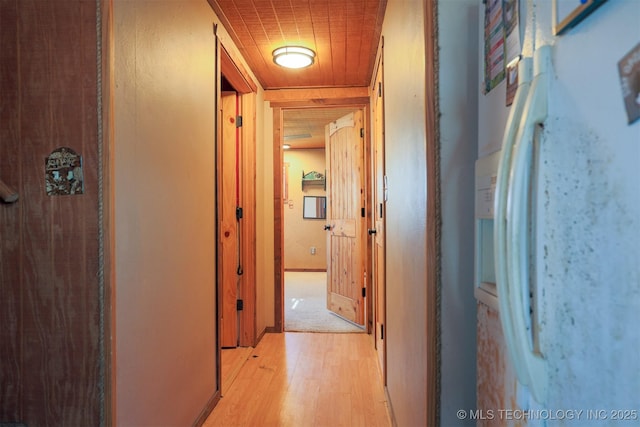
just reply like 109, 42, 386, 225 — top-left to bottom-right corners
371, 55, 386, 377
219, 91, 239, 348
325, 110, 366, 326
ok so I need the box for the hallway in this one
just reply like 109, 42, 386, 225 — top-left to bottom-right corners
204, 333, 391, 427
0, 1, 441, 425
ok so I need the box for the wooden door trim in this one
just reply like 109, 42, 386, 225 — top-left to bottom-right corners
364, 106, 373, 334
217, 41, 258, 347
265, 87, 369, 105
100, 0, 115, 423
214, 28, 223, 400
239, 92, 257, 347
370, 36, 386, 383
272, 98, 370, 333
272, 108, 284, 332
219, 91, 239, 348
425, 0, 439, 425
220, 46, 257, 94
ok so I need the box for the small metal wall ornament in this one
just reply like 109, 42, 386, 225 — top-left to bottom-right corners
45, 147, 84, 196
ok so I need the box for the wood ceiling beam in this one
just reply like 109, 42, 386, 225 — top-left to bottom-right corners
265, 87, 370, 107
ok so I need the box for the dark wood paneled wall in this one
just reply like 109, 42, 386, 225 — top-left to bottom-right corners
0, 1, 101, 425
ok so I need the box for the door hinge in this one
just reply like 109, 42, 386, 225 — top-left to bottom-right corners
379, 203, 383, 219
361, 207, 365, 218
360, 128, 364, 138
236, 206, 243, 220
236, 299, 244, 311
362, 287, 366, 298
378, 82, 382, 97
236, 115, 243, 128
380, 324, 384, 340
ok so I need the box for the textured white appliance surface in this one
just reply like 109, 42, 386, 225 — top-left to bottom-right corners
477, 0, 640, 425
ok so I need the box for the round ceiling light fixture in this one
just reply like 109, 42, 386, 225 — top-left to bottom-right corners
273, 46, 315, 69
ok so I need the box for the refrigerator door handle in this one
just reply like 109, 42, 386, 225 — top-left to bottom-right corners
494, 57, 533, 385
507, 45, 552, 404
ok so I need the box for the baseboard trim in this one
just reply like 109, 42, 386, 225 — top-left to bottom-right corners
256, 328, 266, 343
385, 385, 398, 427
193, 390, 221, 426
256, 326, 280, 345
284, 268, 327, 272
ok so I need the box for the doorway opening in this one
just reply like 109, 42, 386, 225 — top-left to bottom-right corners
277, 106, 371, 333
216, 43, 258, 397
284, 271, 362, 332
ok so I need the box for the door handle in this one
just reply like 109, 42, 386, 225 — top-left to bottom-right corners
495, 57, 532, 386
324, 225, 332, 231
368, 229, 377, 235
505, 46, 550, 404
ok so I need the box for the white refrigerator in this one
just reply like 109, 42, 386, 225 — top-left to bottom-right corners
475, 0, 640, 425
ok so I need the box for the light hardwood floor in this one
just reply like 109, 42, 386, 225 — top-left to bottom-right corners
204, 333, 391, 427
221, 346, 254, 396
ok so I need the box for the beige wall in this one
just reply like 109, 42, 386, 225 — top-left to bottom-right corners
382, 2, 479, 425
112, 0, 270, 423
257, 101, 275, 334
284, 149, 327, 270
381, 1, 428, 426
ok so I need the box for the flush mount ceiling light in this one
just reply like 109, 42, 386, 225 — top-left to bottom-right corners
273, 46, 315, 69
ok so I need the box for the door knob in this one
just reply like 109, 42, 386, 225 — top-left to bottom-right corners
324, 225, 332, 231
368, 229, 377, 235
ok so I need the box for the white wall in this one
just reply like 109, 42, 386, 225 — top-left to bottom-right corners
437, 0, 479, 424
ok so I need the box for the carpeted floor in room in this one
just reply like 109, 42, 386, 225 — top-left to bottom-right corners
284, 271, 363, 333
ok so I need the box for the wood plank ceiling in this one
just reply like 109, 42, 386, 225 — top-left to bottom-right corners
208, 0, 387, 90
283, 107, 356, 148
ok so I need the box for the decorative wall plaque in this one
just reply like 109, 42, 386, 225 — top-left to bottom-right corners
45, 147, 84, 196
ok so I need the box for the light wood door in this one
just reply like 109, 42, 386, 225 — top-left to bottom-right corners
371, 59, 386, 378
220, 91, 239, 348
325, 110, 365, 326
